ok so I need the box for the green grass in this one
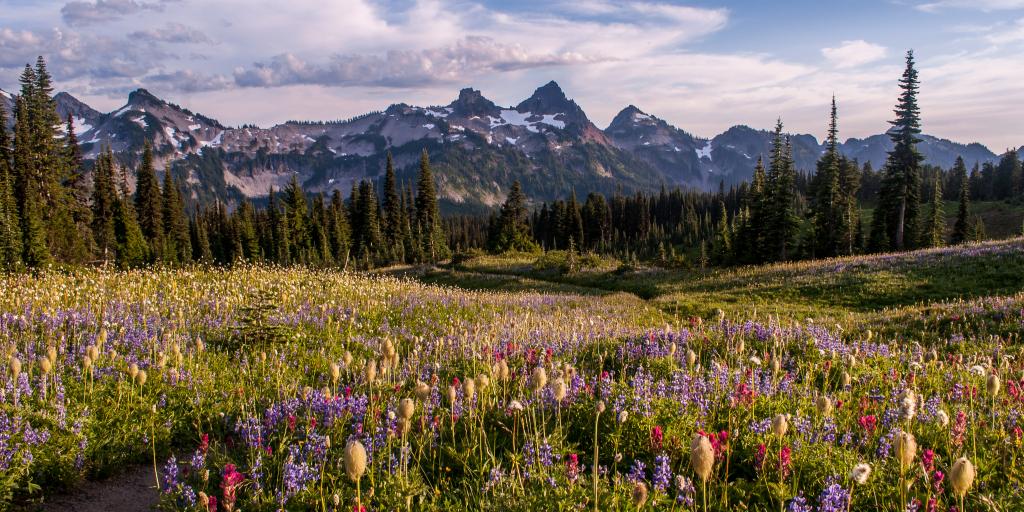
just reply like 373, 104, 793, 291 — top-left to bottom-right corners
434, 237, 1024, 325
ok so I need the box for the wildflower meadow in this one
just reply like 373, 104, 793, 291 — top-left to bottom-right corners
4, 241, 1024, 511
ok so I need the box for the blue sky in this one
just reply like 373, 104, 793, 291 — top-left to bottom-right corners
1, 0, 1022, 149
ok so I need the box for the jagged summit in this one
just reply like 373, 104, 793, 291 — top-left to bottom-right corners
127, 88, 164, 106
516, 80, 575, 115
448, 87, 499, 117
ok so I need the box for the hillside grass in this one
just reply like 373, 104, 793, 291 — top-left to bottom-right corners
432, 237, 1024, 325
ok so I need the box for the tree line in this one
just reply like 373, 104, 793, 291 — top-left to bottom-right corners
0, 57, 450, 270
2, 53, 1020, 272
470, 51, 1020, 268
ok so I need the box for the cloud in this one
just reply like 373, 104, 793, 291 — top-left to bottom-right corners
129, 23, 212, 44
821, 40, 888, 68
916, 0, 1024, 12
985, 17, 1024, 44
233, 36, 599, 88
61, 0, 174, 27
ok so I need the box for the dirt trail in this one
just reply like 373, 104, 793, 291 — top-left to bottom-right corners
39, 465, 159, 512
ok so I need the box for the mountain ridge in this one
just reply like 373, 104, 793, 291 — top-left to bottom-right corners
0, 83, 1017, 212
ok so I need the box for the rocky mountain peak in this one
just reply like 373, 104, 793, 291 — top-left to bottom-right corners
127, 88, 164, 107
449, 87, 499, 117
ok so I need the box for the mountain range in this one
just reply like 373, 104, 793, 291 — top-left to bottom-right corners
0, 82, 1018, 213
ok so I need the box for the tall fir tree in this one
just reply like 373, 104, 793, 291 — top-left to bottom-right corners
871, 50, 924, 251
950, 156, 971, 245
924, 176, 945, 248
354, 179, 382, 266
134, 141, 165, 260
764, 120, 800, 261
162, 171, 192, 263
810, 97, 844, 257
282, 175, 311, 263
414, 150, 447, 262
380, 152, 403, 261
12, 94, 49, 266
0, 103, 21, 268
112, 175, 149, 268
488, 180, 537, 253
91, 149, 118, 263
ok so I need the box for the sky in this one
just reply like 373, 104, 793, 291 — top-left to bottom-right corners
1, 0, 1022, 149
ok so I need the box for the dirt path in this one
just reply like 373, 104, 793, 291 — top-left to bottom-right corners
39, 465, 159, 512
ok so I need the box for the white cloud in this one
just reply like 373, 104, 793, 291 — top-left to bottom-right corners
821, 40, 888, 69
917, 0, 1024, 12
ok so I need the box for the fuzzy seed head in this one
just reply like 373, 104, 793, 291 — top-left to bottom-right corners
343, 440, 368, 482
987, 374, 1001, 397
550, 377, 567, 401
690, 434, 715, 482
330, 363, 340, 382
529, 366, 547, 393
414, 380, 431, 401
850, 463, 871, 485
815, 395, 833, 417
364, 360, 377, 384
840, 371, 852, 387
632, 481, 648, 509
895, 431, 917, 469
39, 357, 52, 374
686, 350, 697, 367
596, 400, 606, 414
136, 370, 147, 386
771, 414, 789, 438
128, 363, 139, 380
475, 373, 490, 390
398, 398, 415, 420
462, 377, 476, 402
949, 457, 975, 497
46, 347, 57, 366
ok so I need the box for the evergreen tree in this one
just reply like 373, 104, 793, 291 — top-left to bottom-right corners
712, 200, 731, 264
872, 50, 924, 251
488, 180, 537, 253
282, 175, 310, 263
0, 103, 21, 268
354, 180, 382, 265
91, 149, 118, 263
924, 176, 945, 248
328, 190, 352, 268
950, 156, 971, 245
380, 152, 402, 261
12, 94, 49, 266
134, 141, 165, 260
414, 150, 447, 262
63, 114, 95, 257
113, 181, 149, 268
764, 121, 800, 261
162, 170, 192, 263
810, 98, 844, 257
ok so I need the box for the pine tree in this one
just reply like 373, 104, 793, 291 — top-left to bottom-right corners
924, 176, 945, 248
950, 156, 971, 245
162, 170, 191, 263
91, 148, 118, 263
134, 141, 165, 260
764, 121, 799, 261
414, 150, 447, 262
489, 180, 537, 253
113, 182, 149, 268
12, 94, 49, 266
63, 114, 95, 258
0, 103, 21, 268
354, 180, 382, 265
190, 214, 213, 263
712, 200, 731, 264
810, 98, 844, 257
380, 152, 402, 261
328, 189, 352, 267
282, 175, 310, 263
872, 50, 924, 251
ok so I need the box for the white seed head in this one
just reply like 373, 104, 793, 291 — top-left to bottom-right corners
850, 463, 871, 485
771, 414, 789, 438
690, 435, 714, 482
949, 457, 976, 497
343, 440, 368, 482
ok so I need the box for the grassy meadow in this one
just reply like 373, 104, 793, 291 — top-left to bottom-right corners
3, 238, 1024, 511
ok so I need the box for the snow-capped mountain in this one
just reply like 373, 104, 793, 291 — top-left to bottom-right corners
0, 81, 1014, 212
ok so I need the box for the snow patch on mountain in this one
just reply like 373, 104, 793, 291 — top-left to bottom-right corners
696, 141, 713, 161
